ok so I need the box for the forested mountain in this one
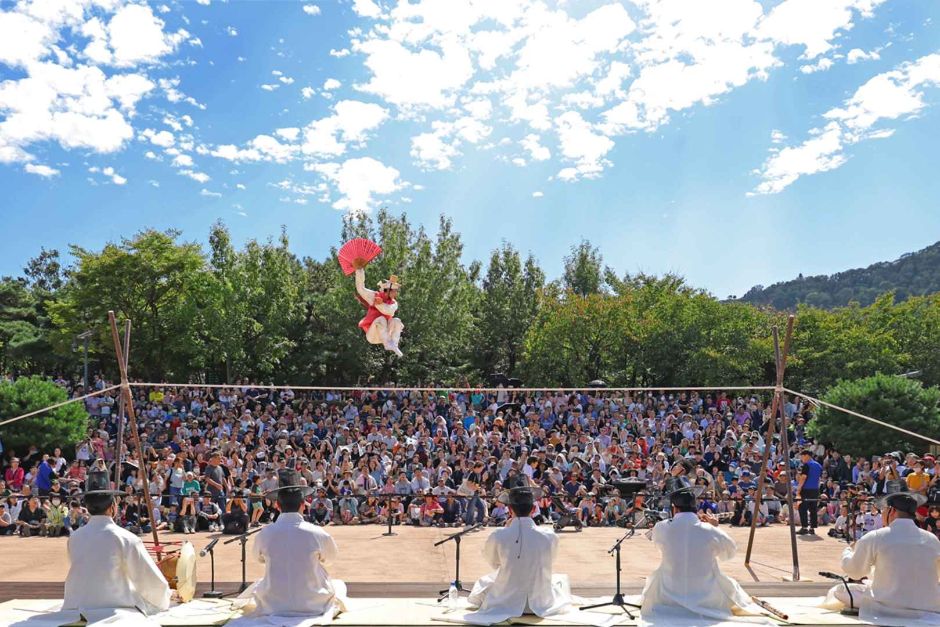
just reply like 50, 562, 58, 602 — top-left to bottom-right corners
740, 240, 940, 309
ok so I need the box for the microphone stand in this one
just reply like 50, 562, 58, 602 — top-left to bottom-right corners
580, 525, 643, 618
202, 540, 223, 599
435, 523, 482, 602
223, 526, 264, 594
819, 572, 859, 616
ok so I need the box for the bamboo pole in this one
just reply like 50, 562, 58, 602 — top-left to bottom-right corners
113, 319, 131, 489
745, 315, 797, 580
108, 312, 161, 553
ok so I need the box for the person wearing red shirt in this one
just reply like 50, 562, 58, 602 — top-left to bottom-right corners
4, 458, 24, 491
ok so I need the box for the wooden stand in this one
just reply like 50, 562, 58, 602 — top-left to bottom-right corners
744, 315, 799, 581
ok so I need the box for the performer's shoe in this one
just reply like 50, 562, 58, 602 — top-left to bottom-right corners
796, 528, 809, 535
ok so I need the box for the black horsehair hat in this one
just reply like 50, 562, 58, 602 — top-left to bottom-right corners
78, 467, 125, 499
497, 475, 543, 507
264, 469, 315, 498
665, 476, 705, 509
876, 480, 926, 515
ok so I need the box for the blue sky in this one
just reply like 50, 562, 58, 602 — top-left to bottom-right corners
1, 0, 938, 298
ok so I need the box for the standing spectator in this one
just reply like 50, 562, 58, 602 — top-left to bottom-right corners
204, 450, 227, 512
796, 449, 822, 535
36, 455, 54, 497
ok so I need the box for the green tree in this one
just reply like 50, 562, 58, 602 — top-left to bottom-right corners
562, 239, 604, 296
0, 376, 89, 453
808, 374, 940, 458
522, 293, 633, 385
0, 278, 56, 373
48, 230, 211, 380
475, 243, 544, 376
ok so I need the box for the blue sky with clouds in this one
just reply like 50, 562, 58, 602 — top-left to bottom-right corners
1, 0, 938, 298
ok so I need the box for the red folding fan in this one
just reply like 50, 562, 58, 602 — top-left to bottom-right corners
337, 238, 382, 275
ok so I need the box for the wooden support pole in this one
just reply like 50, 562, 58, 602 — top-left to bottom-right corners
745, 315, 797, 580
108, 312, 161, 552
777, 316, 800, 581
113, 319, 131, 489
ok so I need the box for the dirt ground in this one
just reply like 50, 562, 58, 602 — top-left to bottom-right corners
0, 524, 843, 587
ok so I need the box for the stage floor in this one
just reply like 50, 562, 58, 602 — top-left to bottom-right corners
0, 525, 842, 601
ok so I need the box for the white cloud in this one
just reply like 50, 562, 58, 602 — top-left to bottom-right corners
309, 156, 404, 212
102, 165, 126, 185
211, 134, 297, 163
554, 111, 614, 180
753, 53, 940, 194
532, 191, 544, 198
200, 188, 222, 197
106, 4, 190, 67
149, 179, 160, 187
279, 76, 295, 85
303, 5, 321, 16
141, 128, 175, 148
800, 58, 834, 74
24, 163, 59, 177
301, 100, 389, 156
276, 127, 300, 141
261, 84, 279, 92
352, 0, 382, 18
758, 0, 886, 59
520, 134, 551, 161
180, 169, 210, 183
226, 26, 238, 37
411, 129, 459, 170
196, 0, 211, 5
301, 86, 316, 99
329, 48, 350, 58
323, 78, 342, 90
847, 48, 880, 64
770, 129, 787, 144
172, 154, 193, 167
236, 183, 247, 190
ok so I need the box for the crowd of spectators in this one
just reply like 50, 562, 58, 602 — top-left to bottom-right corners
1, 375, 938, 541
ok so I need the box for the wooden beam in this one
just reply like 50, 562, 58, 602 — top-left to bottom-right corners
108, 312, 161, 552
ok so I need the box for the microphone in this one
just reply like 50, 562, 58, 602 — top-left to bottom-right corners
200, 538, 219, 557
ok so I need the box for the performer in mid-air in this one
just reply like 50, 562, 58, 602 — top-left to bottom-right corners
354, 268, 403, 357
337, 237, 404, 357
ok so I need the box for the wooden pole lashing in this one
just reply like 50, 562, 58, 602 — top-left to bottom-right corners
744, 315, 797, 580
108, 311, 161, 553
113, 319, 131, 489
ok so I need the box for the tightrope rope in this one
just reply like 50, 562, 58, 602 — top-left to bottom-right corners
126, 382, 778, 393
785, 387, 940, 446
0, 384, 123, 428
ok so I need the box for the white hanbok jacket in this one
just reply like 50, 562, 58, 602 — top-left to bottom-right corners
823, 518, 940, 626
641, 512, 761, 620
63, 515, 171, 616
464, 517, 573, 624
249, 512, 347, 619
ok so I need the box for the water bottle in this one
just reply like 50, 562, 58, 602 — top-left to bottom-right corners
448, 583, 458, 609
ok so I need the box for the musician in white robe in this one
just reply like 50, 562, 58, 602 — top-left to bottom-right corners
641, 478, 764, 621
63, 468, 171, 617
462, 476, 573, 624
823, 481, 940, 626
240, 469, 347, 623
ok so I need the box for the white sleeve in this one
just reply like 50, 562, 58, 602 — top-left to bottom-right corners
483, 532, 501, 570
841, 536, 874, 580
125, 537, 171, 612
375, 300, 398, 316
319, 531, 339, 565
712, 527, 738, 561
354, 269, 376, 304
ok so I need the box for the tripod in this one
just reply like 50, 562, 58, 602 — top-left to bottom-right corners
435, 523, 482, 602
222, 525, 264, 595
580, 526, 643, 618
